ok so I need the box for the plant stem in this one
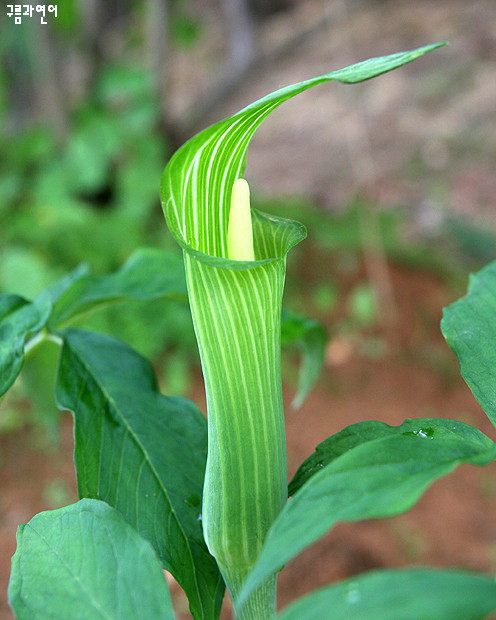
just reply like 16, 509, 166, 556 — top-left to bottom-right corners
24, 330, 63, 357
223, 570, 277, 620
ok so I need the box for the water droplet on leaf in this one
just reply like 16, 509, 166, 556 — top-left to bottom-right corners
403, 427, 435, 439
345, 583, 361, 604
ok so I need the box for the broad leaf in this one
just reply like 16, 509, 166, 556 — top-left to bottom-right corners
49, 247, 187, 327
281, 311, 326, 409
289, 417, 486, 494
9, 499, 176, 620
0, 293, 51, 396
238, 426, 496, 607
277, 569, 496, 620
442, 260, 496, 428
56, 329, 224, 620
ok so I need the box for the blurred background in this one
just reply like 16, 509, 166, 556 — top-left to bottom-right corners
1, 0, 495, 618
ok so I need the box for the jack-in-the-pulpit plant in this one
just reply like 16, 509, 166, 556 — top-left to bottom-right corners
6, 42, 496, 620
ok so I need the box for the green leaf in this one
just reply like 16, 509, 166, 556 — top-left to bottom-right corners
49, 247, 187, 327
281, 311, 327, 409
289, 417, 487, 495
56, 329, 223, 620
0, 293, 51, 396
8, 499, 176, 620
238, 426, 496, 607
21, 338, 61, 440
277, 568, 496, 620
442, 260, 496, 428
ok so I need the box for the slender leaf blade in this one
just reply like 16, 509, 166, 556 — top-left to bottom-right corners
0, 293, 51, 396
277, 569, 496, 620
442, 260, 496, 428
49, 248, 187, 327
281, 311, 326, 409
8, 499, 176, 620
56, 328, 223, 620
239, 428, 496, 606
289, 417, 488, 495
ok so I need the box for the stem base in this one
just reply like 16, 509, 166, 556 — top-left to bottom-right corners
221, 565, 277, 620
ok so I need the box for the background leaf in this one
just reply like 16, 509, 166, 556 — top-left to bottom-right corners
49, 247, 187, 327
289, 417, 488, 495
56, 329, 224, 620
20, 338, 61, 440
281, 311, 327, 409
8, 499, 176, 620
238, 426, 496, 606
277, 568, 496, 620
0, 292, 51, 396
442, 260, 496, 428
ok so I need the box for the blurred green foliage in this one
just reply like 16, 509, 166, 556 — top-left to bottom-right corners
1, 62, 168, 287
0, 60, 199, 416
1, 64, 200, 383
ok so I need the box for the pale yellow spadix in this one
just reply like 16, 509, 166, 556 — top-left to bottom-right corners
227, 178, 255, 261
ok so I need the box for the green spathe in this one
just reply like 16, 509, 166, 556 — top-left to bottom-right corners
183, 228, 293, 616
160, 42, 447, 618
